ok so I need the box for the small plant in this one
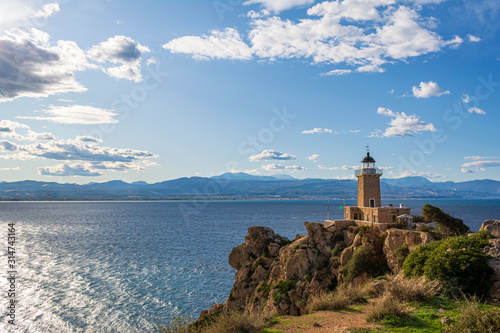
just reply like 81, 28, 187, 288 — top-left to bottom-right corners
449, 295, 500, 333
272, 279, 297, 304
157, 315, 194, 333
367, 293, 410, 322
201, 311, 267, 333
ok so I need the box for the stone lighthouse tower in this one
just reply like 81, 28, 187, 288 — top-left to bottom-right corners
356, 152, 382, 208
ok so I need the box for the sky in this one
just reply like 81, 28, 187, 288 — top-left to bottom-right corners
0, 0, 499, 184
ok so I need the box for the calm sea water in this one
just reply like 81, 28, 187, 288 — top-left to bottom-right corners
0, 199, 498, 332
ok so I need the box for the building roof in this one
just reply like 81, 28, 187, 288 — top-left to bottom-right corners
361, 152, 376, 163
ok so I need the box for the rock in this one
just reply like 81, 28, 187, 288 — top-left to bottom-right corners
484, 239, 500, 299
383, 229, 434, 272
340, 246, 354, 267
480, 220, 500, 238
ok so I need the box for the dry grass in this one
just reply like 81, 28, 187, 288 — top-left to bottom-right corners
157, 315, 194, 333
201, 311, 268, 333
449, 296, 500, 333
386, 273, 441, 302
366, 293, 410, 322
306, 283, 367, 313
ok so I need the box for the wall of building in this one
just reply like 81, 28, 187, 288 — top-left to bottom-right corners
344, 206, 411, 224
356, 174, 381, 207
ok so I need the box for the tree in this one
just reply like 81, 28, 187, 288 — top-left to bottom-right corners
422, 204, 470, 236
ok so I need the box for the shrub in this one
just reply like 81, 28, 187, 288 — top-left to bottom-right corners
202, 311, 267, 333
403, 231, 493, 296
366, 293, 409, 322
394, 244, 410, 266
306, 284, 366, 313
386, 274, 441, 302
422, 204, 470, 236
306, 291, 349, 312
449, 296, 500, 333
157, 315, 194, 333
342, 247, 389, 284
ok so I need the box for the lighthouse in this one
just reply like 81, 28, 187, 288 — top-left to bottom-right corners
342, 150, 411, 224
356, 152, 382, 208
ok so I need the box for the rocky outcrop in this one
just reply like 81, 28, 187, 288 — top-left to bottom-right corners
481, 220, 500, 300
383, 229, 435, 272
198, 221, 438, 320
480, 220, 500, 238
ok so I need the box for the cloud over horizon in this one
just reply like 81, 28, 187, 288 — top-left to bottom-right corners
249, 149, 296, 161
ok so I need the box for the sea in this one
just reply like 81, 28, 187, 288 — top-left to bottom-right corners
0, 199, 498, 332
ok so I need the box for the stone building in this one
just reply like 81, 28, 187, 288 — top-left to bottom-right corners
343, 151, 411, 224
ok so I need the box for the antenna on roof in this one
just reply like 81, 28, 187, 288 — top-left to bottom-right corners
366, 144, 370, 153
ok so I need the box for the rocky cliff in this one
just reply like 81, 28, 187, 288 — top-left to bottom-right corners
199, 221, 435, 319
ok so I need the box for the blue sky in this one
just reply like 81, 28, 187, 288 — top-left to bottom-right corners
0, 0, 499, 184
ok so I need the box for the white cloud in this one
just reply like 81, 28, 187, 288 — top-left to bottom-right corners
467, 107, 486, 115
376, 107, 436, 137
243, 0, 316, 13
0, 166, 20, 171
0, 120, 55, 141
321, 69, 353, 76
461, 168, 474, 173
467, 34, 481, 42
412, 81, 450, 98
390, 170, 446, 178
33, 2, 60, 19
462, 159, 500, 169
249, 149, 296, 161
88, 35, 150, 82
0, 28, 92, 102
76, 136, 103, 143
18, 105, 119, 124
162, 28, 252, 61
0, 138, 158, 163
164, 3, 463, 73
261, 163, 307, 172
39, 163, 104, 177
307, 153, 320, 162
146, 57, 159, 65
318, 164, 359, 170
302, 128, 334, 134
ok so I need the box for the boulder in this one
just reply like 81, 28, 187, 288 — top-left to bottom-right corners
480, 220, 500, 238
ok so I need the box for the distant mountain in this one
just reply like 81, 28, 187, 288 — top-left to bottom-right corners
0, 174, 499, 200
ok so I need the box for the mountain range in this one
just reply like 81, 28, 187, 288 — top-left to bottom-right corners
0, 173, 499, 201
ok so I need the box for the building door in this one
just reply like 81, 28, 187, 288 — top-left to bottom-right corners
370, 199, 375, 207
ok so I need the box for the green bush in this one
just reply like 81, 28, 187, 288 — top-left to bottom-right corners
403, 231, 493, 296
422, 204, 470, 236
342, 247, 389, 284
